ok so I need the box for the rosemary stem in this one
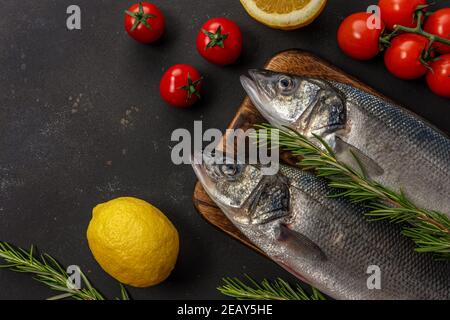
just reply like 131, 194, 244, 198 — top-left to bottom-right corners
255, 124, 450, 258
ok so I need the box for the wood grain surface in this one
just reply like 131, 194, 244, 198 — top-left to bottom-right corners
192, 49, 386, 256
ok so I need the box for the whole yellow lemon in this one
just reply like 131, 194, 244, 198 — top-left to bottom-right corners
87, 197, 179, 287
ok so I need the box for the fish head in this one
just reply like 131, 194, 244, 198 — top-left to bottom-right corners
241, 69, 346, 136
192, 151, 290, 226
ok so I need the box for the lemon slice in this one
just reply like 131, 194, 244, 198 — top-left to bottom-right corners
240, 0, 327, 30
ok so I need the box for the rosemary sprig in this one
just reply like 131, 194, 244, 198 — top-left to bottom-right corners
0, 242, 130, 300
218, 275, 326, 300
119, 283, 130, 301
255, 124, 450, 259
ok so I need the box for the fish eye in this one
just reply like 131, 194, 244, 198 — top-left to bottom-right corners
205, 159, 243, 182
278, 76, 294, 92
220, 164, 242, 180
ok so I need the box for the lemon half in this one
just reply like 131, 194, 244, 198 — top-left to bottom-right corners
240, 0, 327, 30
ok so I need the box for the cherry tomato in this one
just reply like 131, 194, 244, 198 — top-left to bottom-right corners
424, 8, 450, 54
124, 2, 165, 44
426, 54, 450, 98
378, 0, 427, 30
196, 17, 243, 66
160, 64, 203, 108
384, 34, 429, 79
337, 12, 385, 60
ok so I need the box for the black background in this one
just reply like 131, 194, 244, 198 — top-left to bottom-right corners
0, 0, 449, 300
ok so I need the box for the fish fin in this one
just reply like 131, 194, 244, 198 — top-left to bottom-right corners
334, 136, 384, 177
248, 176, 290, 225
277, 224, 327, 262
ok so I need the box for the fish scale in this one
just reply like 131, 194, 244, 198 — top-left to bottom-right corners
275, 165, 450, 299
194, 156, 450, 299
241, 70, 450, 217
331, 80, 449, 163
198, 67, 450, 298
328, 81, 450, 216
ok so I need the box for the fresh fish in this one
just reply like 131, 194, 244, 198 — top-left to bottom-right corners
240, 69, 450, 217
192, 153, 450, 300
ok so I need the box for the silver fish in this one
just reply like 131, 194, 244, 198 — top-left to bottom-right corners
192, 153, 450, 300
240, 70, 450, 217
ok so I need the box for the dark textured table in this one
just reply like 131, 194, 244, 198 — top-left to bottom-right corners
0, 0, 449, 300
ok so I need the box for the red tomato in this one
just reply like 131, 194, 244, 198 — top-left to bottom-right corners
124, 2, 165, 44
337, 12, 385, 60
384, 34, 429, 79
426, 54, 450, 98
196, 17, 243, 66
160, 64, 203, 108
424, 8, 450, 54
378, 0, 427, 30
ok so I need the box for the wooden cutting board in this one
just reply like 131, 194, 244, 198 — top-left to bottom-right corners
192, 49, 384, 256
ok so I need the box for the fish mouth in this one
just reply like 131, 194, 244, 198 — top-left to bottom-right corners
240, 70, 289, 129
240, 70, 272, 111
240, 73, 266, 107
191, 151, 253, 225
191, 151, 215, 197
191, 151, 244, 209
